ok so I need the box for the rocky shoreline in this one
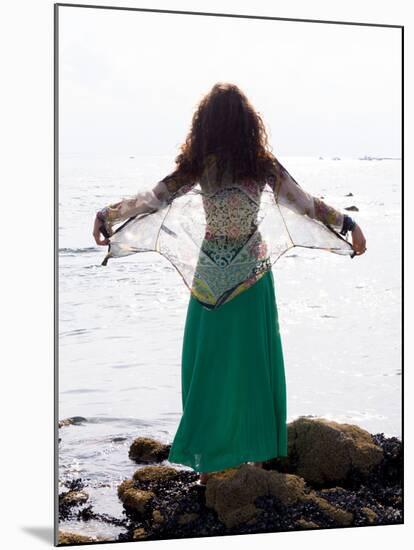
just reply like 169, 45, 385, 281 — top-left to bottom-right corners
58, 416, 403, 545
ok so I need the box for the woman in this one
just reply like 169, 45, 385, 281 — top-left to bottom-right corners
93, 82, 366, 486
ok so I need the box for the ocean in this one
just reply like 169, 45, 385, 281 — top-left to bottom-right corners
58, 153, 402, 539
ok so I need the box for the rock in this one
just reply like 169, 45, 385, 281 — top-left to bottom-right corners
118, 488, 155, 514
118, 479, 155, 514
372, 433, 403, 484
58, 531, 103, 544
58, 416, 87, 428
205, 463, 354, 529
115, 424, 401, 540
112, 436, 128, 443
361, 506, 378, 524
281, 416, 383, 486
132, 465, 180, 483
59, 490, 89, 507
121, 488, 155, 513
345, 192, 354, 196
128, 437, 171, 463
205, 464, 295, 528
345, 205, 359, 211
267, 470, 308, 505
320, 487, 340, 494
132, 527, 148, 540
152, 509, 165, 523
177, 512, 199, 525
304, 493, 354, 526
118, 466, 181, 515
118, 478, 134, 499
205, 465, 264, 528
295, 518, 320, 529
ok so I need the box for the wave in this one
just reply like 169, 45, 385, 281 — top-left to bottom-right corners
59, 247, 98, 255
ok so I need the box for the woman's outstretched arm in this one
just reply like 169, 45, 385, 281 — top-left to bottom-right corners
93, 170, 196, 245
265, 159, 366, 255
266, 159, 346, 230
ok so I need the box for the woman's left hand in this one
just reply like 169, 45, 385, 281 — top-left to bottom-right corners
351, 223, 367, 255
93, 214, 110, 246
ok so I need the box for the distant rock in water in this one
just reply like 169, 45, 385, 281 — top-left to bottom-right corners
58, 416, 87, 428
129, 436, 171, 464
345, 192, 354, 197
60, 489, 89, 508
59, 479, 88, 511
358, 155, 385, 161
345, 205, 359, 212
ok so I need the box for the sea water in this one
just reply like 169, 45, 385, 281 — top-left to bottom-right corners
58, 153, 402, 538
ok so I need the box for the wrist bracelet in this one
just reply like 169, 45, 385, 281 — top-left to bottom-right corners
340, 214, 356, 236
96, 208, 108, 222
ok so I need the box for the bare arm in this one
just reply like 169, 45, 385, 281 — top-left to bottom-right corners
93, 171, 196, 246
266, 159, 366, 255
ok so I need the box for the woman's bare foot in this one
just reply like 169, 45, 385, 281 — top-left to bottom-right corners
198, 472, 211, 485
246, 461, 263, 468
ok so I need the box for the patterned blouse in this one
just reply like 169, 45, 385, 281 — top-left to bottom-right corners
97, 155, 355, 309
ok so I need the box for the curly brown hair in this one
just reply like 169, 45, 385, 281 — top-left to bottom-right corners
167, 82, 278, 186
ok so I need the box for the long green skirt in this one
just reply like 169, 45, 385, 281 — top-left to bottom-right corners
167, 269, 288, 473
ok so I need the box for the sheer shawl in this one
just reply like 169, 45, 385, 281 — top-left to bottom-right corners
98, 155, 355, 309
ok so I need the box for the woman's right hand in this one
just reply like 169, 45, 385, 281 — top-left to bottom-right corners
93, 214, 110, 246
351, 223, 367, 255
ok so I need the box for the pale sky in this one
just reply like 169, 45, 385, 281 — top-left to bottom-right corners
59, 6, 402, 158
